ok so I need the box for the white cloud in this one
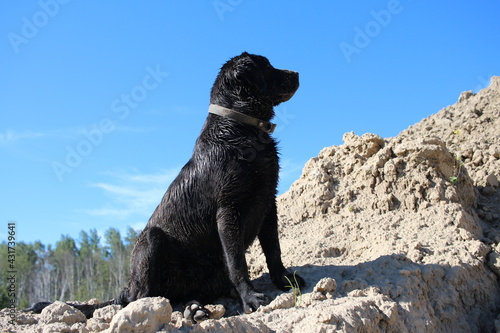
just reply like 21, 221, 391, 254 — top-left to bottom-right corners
0, 128, 85, 145
0, 125, 154, 146
0, 130, 47, 145
74, 125, 154, 136
81, 169, 179, 220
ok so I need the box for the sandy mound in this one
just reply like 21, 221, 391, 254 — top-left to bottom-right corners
5, 77, 500, 332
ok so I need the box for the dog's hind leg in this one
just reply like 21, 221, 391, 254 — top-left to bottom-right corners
123, 226, 173, 304
123, 225, 220, 321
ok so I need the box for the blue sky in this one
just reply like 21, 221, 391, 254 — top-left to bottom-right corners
1, 1, 499, 246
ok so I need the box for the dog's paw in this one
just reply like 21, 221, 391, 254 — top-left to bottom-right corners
183, 301, 210, 323
273, 271, 306, 291
241, 291, 272, 314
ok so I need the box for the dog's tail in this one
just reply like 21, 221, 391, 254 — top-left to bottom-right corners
24, 299, 117, 319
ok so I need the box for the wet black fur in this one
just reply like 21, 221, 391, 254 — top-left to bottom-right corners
28, 52, 304, 317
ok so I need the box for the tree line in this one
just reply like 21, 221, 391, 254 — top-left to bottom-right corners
0, 227, 139, 309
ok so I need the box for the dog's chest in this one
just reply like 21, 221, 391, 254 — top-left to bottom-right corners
245, 138, 279, 187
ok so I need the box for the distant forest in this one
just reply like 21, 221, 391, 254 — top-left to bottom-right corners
1, 227, 139, 309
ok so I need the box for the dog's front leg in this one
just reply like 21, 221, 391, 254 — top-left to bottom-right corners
216, 208, 271, 313
259, 202, 305, 291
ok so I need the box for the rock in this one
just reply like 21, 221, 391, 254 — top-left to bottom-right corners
40, 322, 88, 333
107, 297, 171, 333
93, 304, 121, 322
86, 304, 121, 332
258, 292, 296, 312
205, 304, 225, 320
16, 311, 38, 325
488, 251, 500, 277
487, 174, 499, 187
88, 298, 100, 305
299, 291, 327, 306
489, 145, 500, 159
40, 301, 86, 325
196, 317, 271, 333
313, 277, 337, 293
169, 311, 185, 329
458, 90, 474, 102
473, 151, 484, 166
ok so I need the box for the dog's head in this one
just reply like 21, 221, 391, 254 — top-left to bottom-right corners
210, 52, 299, 120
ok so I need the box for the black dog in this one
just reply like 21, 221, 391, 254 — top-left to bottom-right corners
27, 52, 303, 318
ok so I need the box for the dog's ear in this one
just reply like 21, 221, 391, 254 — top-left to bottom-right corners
233, 55, 267, 93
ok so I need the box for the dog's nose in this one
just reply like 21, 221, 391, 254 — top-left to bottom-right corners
283, 70, 299, 88
283, 70, 299, 83
282, 70, 298, 76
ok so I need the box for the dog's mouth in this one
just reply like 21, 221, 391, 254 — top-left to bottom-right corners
279, 91, 297, 103
273, 86, 298, 105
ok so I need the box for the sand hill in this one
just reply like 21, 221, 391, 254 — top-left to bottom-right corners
3, 77, 499, 332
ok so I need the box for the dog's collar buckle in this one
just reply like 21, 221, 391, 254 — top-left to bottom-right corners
257, 120, 276, 133
208, 104, 276, 134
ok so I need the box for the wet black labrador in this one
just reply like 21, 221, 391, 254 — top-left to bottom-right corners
27, 52, 304, 319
